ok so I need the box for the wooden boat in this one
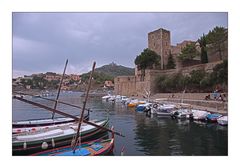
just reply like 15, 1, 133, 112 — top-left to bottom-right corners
31, 127, 115, 156
206, 113, 222, 122
217, 116, 228, 126
12, 119, 109, 155
12, 112, 90, 129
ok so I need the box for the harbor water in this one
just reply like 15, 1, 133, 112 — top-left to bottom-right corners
12, 91, 228, 156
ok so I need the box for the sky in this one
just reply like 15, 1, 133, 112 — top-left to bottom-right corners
12, 12, 228, 77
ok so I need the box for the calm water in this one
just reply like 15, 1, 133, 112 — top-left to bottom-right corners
12, 91, 228, 156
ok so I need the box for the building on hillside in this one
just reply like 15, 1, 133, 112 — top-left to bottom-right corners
69, 74, 81, 81
104, 80, 114, 88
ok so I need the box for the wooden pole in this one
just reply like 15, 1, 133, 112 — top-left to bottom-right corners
73, 61, 96, 152
52, 59, 68, 119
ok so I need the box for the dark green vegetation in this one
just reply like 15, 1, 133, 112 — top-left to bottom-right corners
19, 76, 59, 89
178, 43, 199, 61
134, 48, 160, 70
81, 62, 135, 84
155, 60, 228, 93
166, 52, 176, 69
178, 26, 227, 63
198, 34, 208, 64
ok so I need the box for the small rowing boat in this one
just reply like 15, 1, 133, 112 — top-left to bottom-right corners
31, 127, 115, 156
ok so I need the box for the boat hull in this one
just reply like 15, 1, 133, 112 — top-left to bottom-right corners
12, 119, 109, 156
13, 113, 90, 128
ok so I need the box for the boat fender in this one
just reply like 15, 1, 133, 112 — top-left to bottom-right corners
32, 128, 36, 132
153, 104, 158, 108
23, 142, 27, 150
41, 142, 48, 150
51, 138, 55, 148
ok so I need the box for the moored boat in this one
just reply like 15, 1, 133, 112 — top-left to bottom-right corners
12, 112, 90, 129
12, 119, 109, 155
206, 113, 222, 122
191, 109, 210, 120
217, 116, 228, 126
31, 127, 115, 156
135, 103, 152, 112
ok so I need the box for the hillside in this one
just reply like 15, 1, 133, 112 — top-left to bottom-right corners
81, 62, 134, 84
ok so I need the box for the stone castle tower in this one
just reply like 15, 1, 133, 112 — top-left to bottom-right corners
148, 28, 171, 69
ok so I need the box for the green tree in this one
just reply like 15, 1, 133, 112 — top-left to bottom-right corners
210, 59, 228, 85
205, 26, 227, 60
198, 34, 208, 63
134, 48, 160, 70
166, 52, 176, 69
178, 43, 199, 61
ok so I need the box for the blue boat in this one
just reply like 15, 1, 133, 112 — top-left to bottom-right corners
206, 113, 222, 122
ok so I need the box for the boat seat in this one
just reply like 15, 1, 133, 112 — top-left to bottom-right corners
90, 143, 103, 151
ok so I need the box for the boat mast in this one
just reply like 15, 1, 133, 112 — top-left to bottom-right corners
52, 59, 68, 119
72, 61, 96, 152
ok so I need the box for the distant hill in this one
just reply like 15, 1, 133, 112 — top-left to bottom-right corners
81, 62, 135, 84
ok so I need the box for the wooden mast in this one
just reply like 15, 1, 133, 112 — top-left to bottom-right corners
52, 59, 68, 119
72, 61, 96, 152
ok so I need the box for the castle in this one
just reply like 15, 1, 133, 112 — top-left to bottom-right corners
114, 28, 227, 96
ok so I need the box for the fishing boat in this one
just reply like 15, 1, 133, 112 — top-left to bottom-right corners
206, 113, 222, 122
12, 115, 90, 134
12, 118, 109, 155
217, 116, 228, 126
12, 112, 90, 129
31, 127, 115, 156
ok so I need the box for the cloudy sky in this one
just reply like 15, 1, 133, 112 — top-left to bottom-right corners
13, 12, 227, 77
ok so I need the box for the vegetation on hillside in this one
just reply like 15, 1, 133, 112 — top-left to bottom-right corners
198, 34, 208, 63
81, 62, 135, 84
178, 43, 199, 61
166, 52, 176, 69
155, 60, 228, 93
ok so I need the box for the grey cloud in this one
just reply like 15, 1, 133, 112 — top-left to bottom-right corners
13, 12, 227, 77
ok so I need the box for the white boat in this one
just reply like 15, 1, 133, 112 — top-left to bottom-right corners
191, 109, 210, 120
171, 108, 192, 119
102, 95, 112, 101
151, 103, 176, 114
121, 96, 129, 104
217, 116, 228, 126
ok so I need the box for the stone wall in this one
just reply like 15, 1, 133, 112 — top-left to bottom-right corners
148, 28, 171, 69
114, 76, 136, 96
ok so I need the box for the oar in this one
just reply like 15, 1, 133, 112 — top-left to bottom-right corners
52, 59, 68, 119
13, 91, 92, 112
13, 96, 125, 137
